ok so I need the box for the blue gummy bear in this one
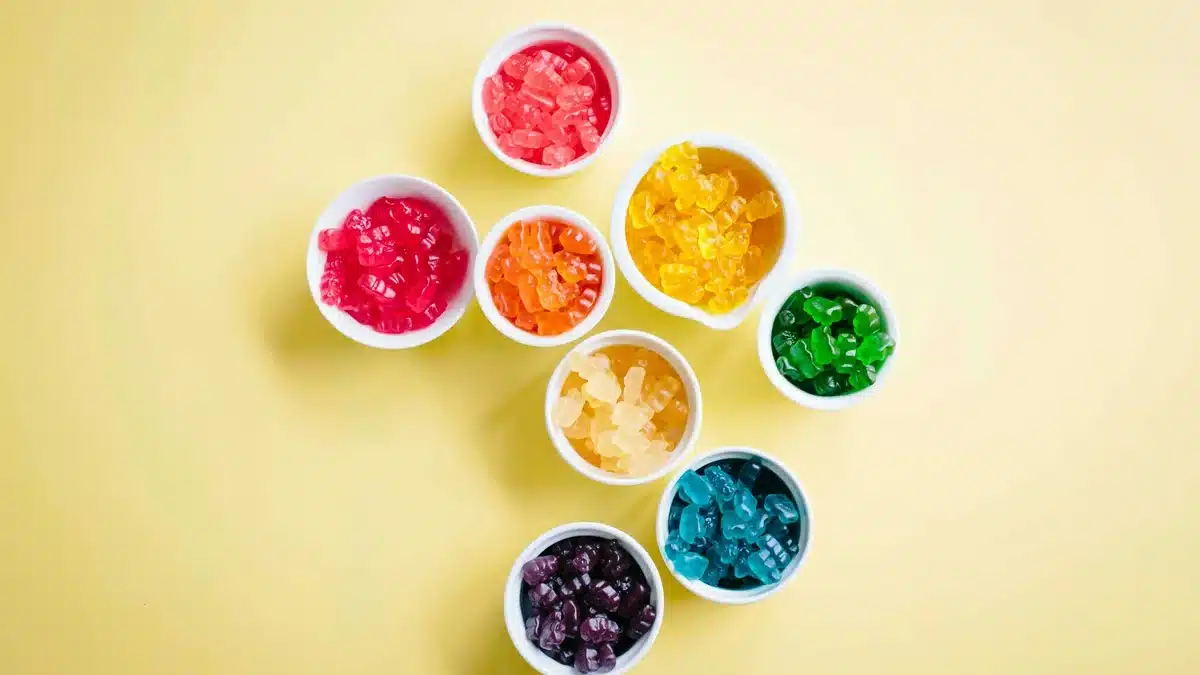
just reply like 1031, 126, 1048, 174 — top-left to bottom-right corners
759, 533, 791, 568
700, 509, 718, 540
664, 533, 688, 561
764, 494, 800, 524
675, 551, 710, 581
678, 504, 705, 544
668, 503, 683, 530
712, 537, 739, 565
765, 518, 789, 543
677, 470, 715, 506
737, 459, 762, 488
746, 549, 782, 584
703, 465, 739, 503
745, 511, 770, 540
721, 516, 749, 541
732, 487, 756, 522
689, 536, 709, 553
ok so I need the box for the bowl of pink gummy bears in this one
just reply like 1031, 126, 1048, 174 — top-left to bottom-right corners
473, 23, 623, 177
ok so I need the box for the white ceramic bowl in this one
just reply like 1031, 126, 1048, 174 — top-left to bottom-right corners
305, 175, 478, 349
474, 205, 616, 347
544, 330, 702, 486
656, 447, 812, 604
610, 133, 801, 330
504, 522, 665, 675
472, 22, 623, 178
757, 268, 899, 410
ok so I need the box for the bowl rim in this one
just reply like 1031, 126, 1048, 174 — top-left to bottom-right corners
305, 174, 479, 349
543, 329, 703, 486
756, 267, 899, 410
473, 205, 616, 347
503, 521, 665, 674
609, 133, 802, 330
655, 447, 813, 605
472, 22, 624, 178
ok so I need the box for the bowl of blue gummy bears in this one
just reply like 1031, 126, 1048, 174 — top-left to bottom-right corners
656, 447, 811, 604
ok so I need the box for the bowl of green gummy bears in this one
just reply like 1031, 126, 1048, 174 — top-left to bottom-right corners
757, 268, 898, 410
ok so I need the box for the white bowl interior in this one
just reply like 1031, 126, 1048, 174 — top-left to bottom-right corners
655, 448, 812, 605
544, 330, 702, 486
756, 268, 899, 411
306, 175, 478, 349
473, 205, 616, 348
472, 22, 623, 178
504, 522, 665, 675
610, 133, 801, 330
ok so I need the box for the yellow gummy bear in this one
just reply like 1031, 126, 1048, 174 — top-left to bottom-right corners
651, 203, 680, 241
644, 165, 674, 203
694, 173, 728, 213
694, 212, 722, 260
629, 191, 656, 230
719, 219, 751, 257
668, 169, 702, 211
659, 142, 699, 172
744, 190, 781, 222
658, 263, 705, 304
707, 285, 749, 314
715, 195, 746, 232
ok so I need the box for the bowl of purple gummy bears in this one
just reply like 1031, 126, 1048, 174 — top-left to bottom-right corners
656, 447, 811, 605
505, 522, 664, 674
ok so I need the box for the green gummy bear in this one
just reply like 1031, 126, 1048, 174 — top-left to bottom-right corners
787, 339, 821, 378
776, 309, 797, 329
783, 288, 811, 314
832, 333, 859, 373
838, 297, 858, 324
775, 356, 802, 382
812, 373, 848, 396
771, 328, 799, 355
857, 332, 895, 365
852, 304, 882, 336
802, 296, 843, 326
848, 362, 878, 390
809, 325, 836, 366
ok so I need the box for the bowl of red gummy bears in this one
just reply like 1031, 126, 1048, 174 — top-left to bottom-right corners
307, 174, 478, 349
473, 23, 622, 177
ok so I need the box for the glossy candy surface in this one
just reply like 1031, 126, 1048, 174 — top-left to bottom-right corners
625, 143, 785, 313
520, 537, 656, 673
485, 41, 614, 168
552, 345, 689, 476
770, 285, 895, 395
486, 220, 603, 336
317, 198, 469, 333
664, 459, 805, 589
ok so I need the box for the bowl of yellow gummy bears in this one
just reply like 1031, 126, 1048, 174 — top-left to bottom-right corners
610, 135, 800, 330
544, 329, 703, 486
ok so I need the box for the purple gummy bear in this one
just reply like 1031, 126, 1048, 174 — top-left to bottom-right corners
521, 555, 559, 585
528, 582, 559, 610
575, 643, 618, 674
561, 599, 581, 637
616, 581, 648, 619
560, 572, 591, 599
568, 544, 599, 577
584, 579, 621, 613
537, 611, 567, 651
524, 615, 540, 642
598, 540, 632, 580
579, 615, 622, 644
626, 603, 656, 640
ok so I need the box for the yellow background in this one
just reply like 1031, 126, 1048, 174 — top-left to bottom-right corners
2, 1, 1197, 673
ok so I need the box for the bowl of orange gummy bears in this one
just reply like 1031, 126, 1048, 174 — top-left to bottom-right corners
475, 205, 616, 347
544, 330, 702, 486
611, 135, 801, 330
